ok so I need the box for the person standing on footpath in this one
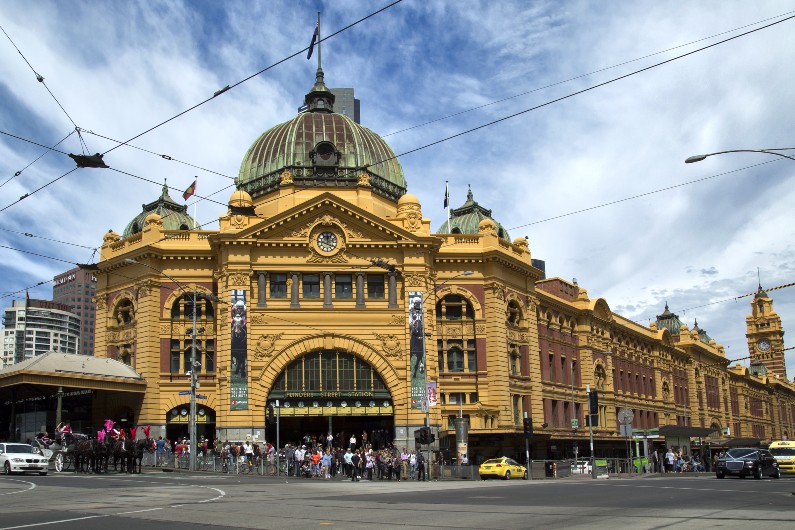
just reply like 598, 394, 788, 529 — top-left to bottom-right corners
416, 450, 426, 481
351, 450, 361, 481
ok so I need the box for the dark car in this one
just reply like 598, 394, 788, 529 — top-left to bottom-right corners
715, 448, 780, 479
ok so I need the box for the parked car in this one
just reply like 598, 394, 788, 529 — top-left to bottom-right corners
479, 457, 528, 480
0, 443, 49, 476
768, 440, 795, 474
715, 448, 780, 480
571, 459, 592, 474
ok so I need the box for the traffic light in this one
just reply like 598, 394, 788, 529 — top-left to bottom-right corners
588, 390, 598, 413
416, 427, 433, 444
523, 417, 533, 438
267, 404, 275, 424
587, 390, 599, 427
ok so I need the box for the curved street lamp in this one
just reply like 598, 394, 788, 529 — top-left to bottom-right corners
685, 148, 795, 163
123, 258, 218, 472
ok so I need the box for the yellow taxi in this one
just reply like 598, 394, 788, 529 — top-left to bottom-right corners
769, 440, 795, 474
478, 457, 528, 480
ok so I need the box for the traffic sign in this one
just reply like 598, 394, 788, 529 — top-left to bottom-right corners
178, 390, 191, 396
571, 419, 578, 429
196, 394, 207, 400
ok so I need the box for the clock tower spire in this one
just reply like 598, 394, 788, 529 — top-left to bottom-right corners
746, 284, 787, 380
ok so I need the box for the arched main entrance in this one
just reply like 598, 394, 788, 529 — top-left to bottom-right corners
266, 351, 394, 449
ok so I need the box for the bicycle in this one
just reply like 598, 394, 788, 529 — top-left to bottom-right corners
238, 455, 252, 474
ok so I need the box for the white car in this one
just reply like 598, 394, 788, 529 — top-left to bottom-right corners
0, 443, 49, 476
571, 459, 593, 474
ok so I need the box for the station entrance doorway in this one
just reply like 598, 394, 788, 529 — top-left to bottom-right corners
266, 350, 394, 449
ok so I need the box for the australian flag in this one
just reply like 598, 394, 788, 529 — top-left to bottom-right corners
307, 22, 319, 60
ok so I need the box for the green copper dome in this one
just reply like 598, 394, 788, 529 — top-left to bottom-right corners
236, 68, 406, 201
123, 181, 196, 237
437, 186, 510, 240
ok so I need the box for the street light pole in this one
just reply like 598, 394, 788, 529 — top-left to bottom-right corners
189, 287, 198, 473
685, 148, 795, 163
122, 259, 217, 472
420, 270, 473, 480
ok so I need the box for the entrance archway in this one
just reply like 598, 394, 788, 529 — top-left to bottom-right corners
165, 404, 216, 442
266, 350, 394, 449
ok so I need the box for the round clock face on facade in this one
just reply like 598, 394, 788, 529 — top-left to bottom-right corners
316, 231, 338, 252
757, 339, 771, 352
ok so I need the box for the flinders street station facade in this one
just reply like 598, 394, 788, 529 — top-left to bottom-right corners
80, 66, 795, 460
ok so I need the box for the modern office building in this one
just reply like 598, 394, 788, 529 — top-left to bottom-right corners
1, 299, 81, 368
53, 266, 97, 357
299, 87, 360, 123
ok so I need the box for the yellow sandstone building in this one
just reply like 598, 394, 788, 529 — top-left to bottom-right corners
92, 67, 795, 460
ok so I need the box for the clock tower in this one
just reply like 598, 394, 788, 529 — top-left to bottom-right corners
746, 285, 787, 381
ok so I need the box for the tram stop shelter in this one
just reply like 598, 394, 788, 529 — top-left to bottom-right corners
0, 351, 146, 442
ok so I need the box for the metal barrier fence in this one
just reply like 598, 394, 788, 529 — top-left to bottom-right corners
134, 454, 654, 479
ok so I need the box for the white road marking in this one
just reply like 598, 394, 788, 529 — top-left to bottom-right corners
0, 479, 36, 496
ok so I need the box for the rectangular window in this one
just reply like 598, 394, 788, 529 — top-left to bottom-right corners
302, 274, 320, 298
338, 355, 354, 390
470, 392, 478, 404
270, 274, 288, 298
322, 352, 337, 391
335, 274, 353, 299
356, 359, 371, 391
304, 354, 320, 391
367, 274, 385, 299
204, 339, 215, 372
170, 339, 180, 373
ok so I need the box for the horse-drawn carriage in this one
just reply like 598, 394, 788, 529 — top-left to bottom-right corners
50, 422, 155, 474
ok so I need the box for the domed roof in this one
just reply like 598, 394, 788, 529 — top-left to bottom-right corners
436, 186, 510, 240
123, 181, 196, 237
236, 67, 406, 201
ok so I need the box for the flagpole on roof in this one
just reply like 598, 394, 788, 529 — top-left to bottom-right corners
193, 176, 198, 229
317, 12, 321, 71
445, 180, 451, 230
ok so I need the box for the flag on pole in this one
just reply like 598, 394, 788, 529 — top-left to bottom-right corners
307, 22, 319, 59
443, 181, 449, 208
183, 179, 197, 201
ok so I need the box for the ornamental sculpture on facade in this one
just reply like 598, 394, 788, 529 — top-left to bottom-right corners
374, 333, 402, 358
254, 333, 284, 359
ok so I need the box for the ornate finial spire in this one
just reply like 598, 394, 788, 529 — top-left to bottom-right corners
304, 12, 335, 113
466, 184, 473, 202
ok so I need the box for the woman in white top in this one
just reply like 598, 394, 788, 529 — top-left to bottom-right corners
349, 435, 357, 451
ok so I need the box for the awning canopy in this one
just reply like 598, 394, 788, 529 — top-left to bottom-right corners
658, 425, 719, 438
708, 437, 762, 448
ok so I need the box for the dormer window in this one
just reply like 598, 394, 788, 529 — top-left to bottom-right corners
310, 141, 340, 168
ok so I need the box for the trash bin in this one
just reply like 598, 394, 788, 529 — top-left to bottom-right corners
545, 461, 554, 477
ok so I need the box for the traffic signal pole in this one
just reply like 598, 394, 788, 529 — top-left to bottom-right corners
523, 412, 531, 478
587, 385, 596, 479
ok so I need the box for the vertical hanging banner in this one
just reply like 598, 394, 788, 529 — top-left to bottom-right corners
230, 289, 248, 410
408, 292, 427, 409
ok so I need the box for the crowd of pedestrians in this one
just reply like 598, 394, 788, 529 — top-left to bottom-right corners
146, 430, 432, 480
276, 433, 427, 481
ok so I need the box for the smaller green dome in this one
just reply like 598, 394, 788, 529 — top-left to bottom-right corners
123, 180, 196, 237
436, 186, 510, 240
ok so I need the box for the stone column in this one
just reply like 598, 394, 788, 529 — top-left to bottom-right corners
355, 272, 366, 308
323, 272, 333, 308
290, 272, 300, 308
257, 272, 267, 308
388, 271, 399, 308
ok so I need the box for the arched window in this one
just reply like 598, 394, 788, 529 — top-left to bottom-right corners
271, 351, 388, 396
436, 295, 474, 321
171, 294, 215, 321
507, 300, 522, 326
113, 298, 134, 326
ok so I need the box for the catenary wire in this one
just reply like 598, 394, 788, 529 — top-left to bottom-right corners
0, 23, 80, 129
381, 10, 795, 138
506, 159, 778, 230
362, 14, 795, 171
0, 129, 76, 190
101, 0, 404, 157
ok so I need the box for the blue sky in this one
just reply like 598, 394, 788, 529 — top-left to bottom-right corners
1, 1, 794, 378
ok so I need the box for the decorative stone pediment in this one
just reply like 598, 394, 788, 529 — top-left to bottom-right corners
254, 333, 284, 359
374, 334, 402, 358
